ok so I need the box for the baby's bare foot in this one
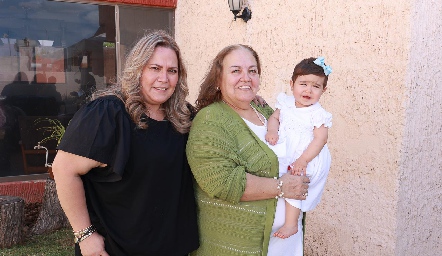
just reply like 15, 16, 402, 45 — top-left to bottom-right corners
273, 225, 298, 239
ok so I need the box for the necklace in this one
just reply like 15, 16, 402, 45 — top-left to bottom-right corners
250, 105, 265, 125
222, 100, 265, 125
222, 99, 249, 111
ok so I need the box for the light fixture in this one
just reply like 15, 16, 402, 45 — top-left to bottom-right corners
228, 0, 252, 22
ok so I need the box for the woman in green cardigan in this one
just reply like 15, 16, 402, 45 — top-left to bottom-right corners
186, 44, 310, 255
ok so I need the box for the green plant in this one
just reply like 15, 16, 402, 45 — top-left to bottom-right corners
103, 42, 115, 48
34, 118, 66, 146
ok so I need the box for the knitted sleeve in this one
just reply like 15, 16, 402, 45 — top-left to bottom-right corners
187, 105, 247, 204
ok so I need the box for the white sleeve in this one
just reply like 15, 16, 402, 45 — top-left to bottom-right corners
311, 107, 332, 129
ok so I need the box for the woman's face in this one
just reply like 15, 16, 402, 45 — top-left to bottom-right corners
140, 46, 179, 109
220, 48, 260, 106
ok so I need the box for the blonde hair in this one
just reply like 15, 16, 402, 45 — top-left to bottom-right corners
94, 30, 191, 133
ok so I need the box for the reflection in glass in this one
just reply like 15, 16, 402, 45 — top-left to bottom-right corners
0, 0, 173, 177
0, 1, 113, 177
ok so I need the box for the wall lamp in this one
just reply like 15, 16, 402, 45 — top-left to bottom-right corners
228, 0, 252, 22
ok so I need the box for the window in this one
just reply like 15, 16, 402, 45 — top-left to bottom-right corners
0, 0, 174, 177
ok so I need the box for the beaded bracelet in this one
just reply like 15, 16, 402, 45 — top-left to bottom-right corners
73, 225, 97, 244
273, 177, 285, 199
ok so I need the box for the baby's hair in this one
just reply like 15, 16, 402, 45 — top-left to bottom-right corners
292, 57, 329, 88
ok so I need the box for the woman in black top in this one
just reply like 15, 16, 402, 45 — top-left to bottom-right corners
52, 30, 199, 256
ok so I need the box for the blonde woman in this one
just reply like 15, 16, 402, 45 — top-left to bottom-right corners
52, 30, 199, 256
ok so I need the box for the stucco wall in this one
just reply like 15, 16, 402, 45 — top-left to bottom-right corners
176, 0, 440, 255
397, 1, 442, 255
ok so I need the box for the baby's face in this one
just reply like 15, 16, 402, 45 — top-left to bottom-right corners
290, 74, 326, 108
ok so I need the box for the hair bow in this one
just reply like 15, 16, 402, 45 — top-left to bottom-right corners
313, 57, 332, 76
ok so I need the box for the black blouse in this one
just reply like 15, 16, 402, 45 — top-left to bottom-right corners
58, 96, 199, 255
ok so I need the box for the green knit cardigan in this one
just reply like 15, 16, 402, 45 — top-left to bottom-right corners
187, 101, 278, 256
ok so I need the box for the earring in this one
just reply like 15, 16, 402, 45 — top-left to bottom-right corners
216, 87, 220, 91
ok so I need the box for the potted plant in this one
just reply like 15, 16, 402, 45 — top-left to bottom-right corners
33, 118, 66, 179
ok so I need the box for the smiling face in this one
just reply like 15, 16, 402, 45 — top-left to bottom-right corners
291, 74, 327, 108
220, 47, 260, 107
139, 46, 179, 110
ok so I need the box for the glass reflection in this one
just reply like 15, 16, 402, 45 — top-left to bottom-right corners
0, 0, 173, 177
0, 0, 116, 177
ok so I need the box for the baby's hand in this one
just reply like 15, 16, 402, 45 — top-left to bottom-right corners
265, 131, 279, 145
288, 158, 308, 176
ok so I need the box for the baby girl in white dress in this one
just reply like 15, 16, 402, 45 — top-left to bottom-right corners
266, 57, 332, 241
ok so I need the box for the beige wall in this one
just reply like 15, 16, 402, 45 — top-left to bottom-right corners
176, 0, 441, 255
397, 1, 442, 255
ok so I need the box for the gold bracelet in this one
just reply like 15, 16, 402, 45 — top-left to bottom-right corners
73, 225, 96, 244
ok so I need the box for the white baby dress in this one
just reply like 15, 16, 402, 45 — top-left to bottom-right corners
275, 92, 332, 212
267, 92, 333, 256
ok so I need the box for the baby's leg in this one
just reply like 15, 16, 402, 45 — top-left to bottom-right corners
273, 200, 300, 239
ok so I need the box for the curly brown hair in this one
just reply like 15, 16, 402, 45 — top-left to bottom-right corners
195, 44, 261, 111
93, 30, 191, 133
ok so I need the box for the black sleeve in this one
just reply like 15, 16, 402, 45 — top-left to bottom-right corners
57, 96, 131, 181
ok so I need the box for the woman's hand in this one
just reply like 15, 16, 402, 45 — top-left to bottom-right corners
279, 173, 309, 200
252, 95, 267, 107
79, 232, 109, 256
